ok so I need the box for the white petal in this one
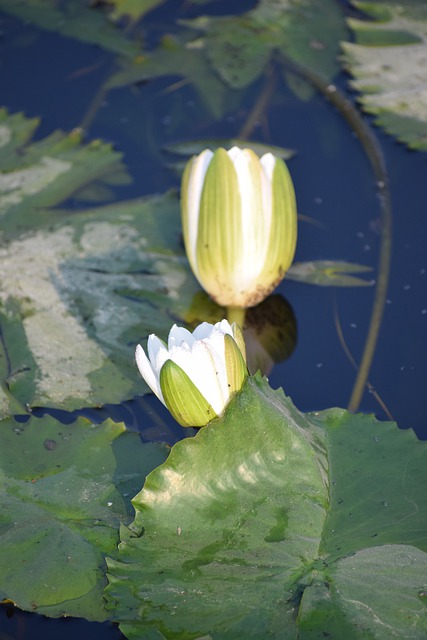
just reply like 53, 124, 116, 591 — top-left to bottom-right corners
170, 340, 224, 414
216, 319, 233, 336
147, 335, 167, 371
227, 146, 242, 162
186, 149, 214, 272
202, 330, 230, 403
260, 152, 276, 182
192, 321, 215, 341
168, 324, 195, 350
230, 149, 267, 289
135, 344, 165, 404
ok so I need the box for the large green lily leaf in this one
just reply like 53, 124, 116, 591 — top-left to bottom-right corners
0, 0, 139, 57
0, 414, 168, 620
342, 1, 427, 149
105, 376, 427, 638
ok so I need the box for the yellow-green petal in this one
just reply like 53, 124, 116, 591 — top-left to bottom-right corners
224, 333, 247, 395
160, 359, 218, 427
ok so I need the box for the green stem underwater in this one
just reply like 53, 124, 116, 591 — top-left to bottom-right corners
226, 306, 246, 329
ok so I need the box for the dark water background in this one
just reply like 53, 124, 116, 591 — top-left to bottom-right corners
0, 0, 426, 637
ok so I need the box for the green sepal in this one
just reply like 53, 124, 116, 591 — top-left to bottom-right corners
196, 148, 241, 287
160, 359, 218, 427
224, 333, 248, 395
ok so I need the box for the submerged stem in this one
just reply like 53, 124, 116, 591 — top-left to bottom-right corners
279, 54, 392, 413
238, 66, 277, 140
227, 307, 246, 329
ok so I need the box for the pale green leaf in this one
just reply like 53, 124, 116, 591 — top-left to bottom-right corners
342, 1, 427, 149
0, 110, 199, 415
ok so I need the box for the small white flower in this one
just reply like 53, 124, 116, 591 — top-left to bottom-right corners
135, 320, 247, 427
181, 146, 297, 308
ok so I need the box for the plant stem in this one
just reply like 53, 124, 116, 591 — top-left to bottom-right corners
279, 53, 392, 414
227, 307, 246, 328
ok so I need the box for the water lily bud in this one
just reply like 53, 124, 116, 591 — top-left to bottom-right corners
135, 320, 247, 427
181, 146, 297, 308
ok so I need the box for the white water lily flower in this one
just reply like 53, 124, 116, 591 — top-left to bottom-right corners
135, 320, 247, 427
181, 146, 297, 308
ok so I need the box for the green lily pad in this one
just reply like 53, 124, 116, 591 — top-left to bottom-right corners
0, 192, 200, 413
298, 544, 427, 638
0, 109, 130, 240
105, 376, 427, 638
0, 414, 168, 620
342, 1, 427, 149
0, 110, 202, 414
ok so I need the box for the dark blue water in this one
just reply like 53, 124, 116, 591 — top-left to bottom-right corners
1, 0, 426, 637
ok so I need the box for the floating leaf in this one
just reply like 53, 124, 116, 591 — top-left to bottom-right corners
0, 110, 200, 415
342, 1, 427, 149
105, 376, 328, 637
106, 377, 427, 638
0, 194, 200, 414
298, 544, 427, 638
0, 0, 139, 57
0, 414, 168, 620
287, 260, 374, 286
0, 109, 130, 240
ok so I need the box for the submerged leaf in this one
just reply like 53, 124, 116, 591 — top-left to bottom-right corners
0, 0, 139, 56
287, 260, 374, 286
0, 414, 168, 620
342, 1, 427, 149
183, 0, 348, 98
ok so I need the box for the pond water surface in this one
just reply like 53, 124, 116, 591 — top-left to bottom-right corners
0, 0, 426, 637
